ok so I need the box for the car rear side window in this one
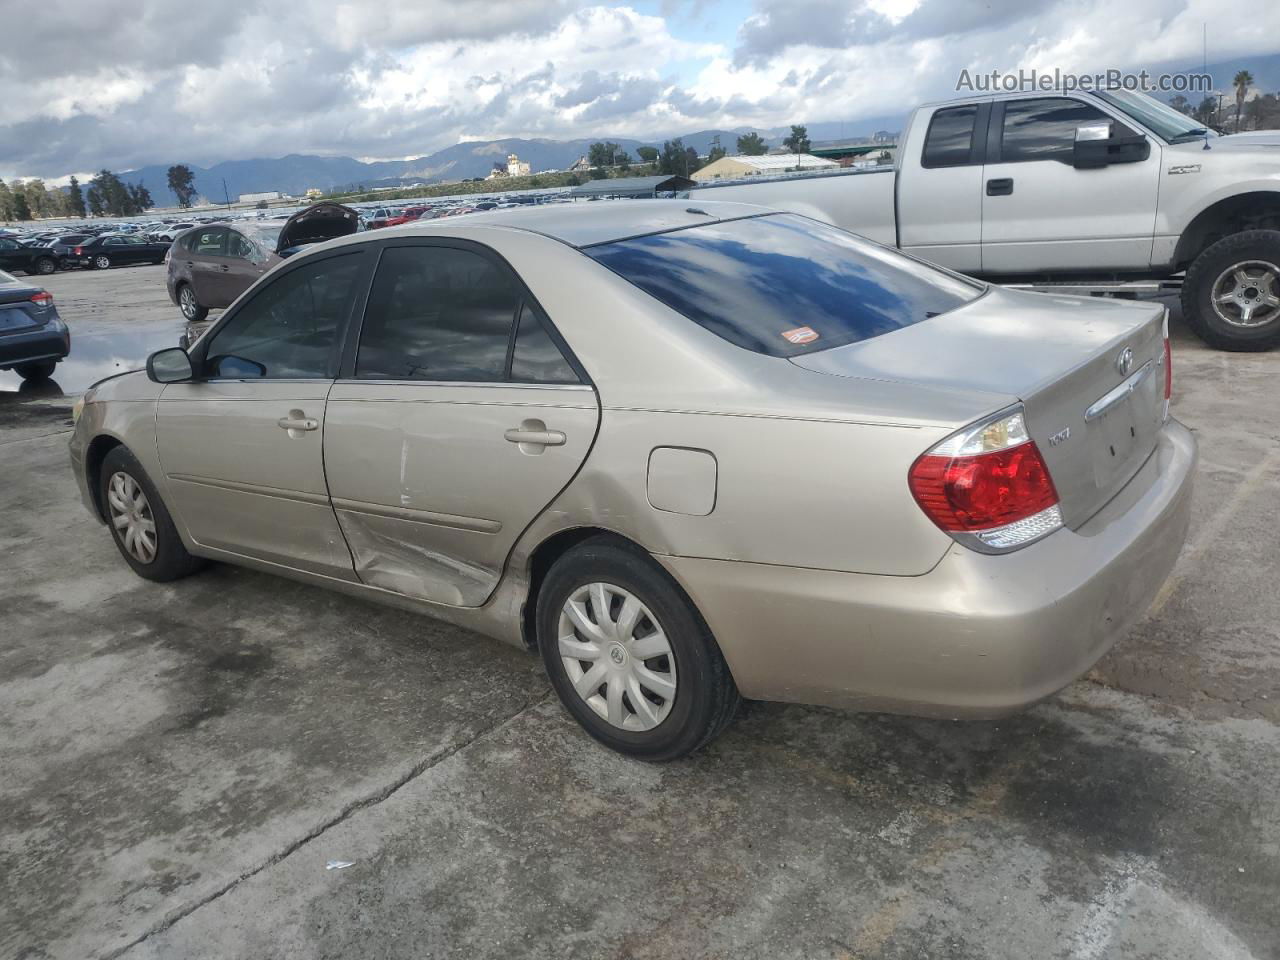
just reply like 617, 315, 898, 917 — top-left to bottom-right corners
585, 214, 981, 357
190, 228, 227, 256
922, 105, 978, 168
356, 246, 521, 382
511, 302, 578, 384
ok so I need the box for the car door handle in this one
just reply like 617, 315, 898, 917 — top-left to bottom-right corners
504, 425, 566, 447
220, 264, 230, 272
277, 412, 319, 433
986, 177, 1014, 196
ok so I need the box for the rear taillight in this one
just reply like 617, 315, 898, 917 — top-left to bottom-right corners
73, 246, 83, 255
1162, 311, 1172, 419
29, 291, 53, 308
908, 407, 1062, 553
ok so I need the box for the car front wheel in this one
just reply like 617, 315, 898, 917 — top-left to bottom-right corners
536, 536, 740, 761
1182, 229, 1280, 351
93, 254, 111, 270
178, 284, 208, 322
99, 445, 206, 582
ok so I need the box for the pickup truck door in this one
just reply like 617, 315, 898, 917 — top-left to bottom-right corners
897, 102, 986, 274
980, 96, 1161, 274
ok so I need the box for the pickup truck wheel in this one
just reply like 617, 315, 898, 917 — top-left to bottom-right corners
177, 284, 208, 322
1182, 230, 1280, 351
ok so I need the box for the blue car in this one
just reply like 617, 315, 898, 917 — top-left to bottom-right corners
0, 269, 70, 381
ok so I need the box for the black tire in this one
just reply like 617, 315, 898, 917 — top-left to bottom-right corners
99, 445, 206, 582
177, 283, 208, 322
93, 254, 111, 270
1181, 229, 1280, 351
15, 359, 57, 380
536, 535, 740, 761
33, 256, 56, 275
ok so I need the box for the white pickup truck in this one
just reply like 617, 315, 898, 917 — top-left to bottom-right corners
694, 88, 1280, 351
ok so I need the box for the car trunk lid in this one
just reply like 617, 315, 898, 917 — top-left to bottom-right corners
0, 280, 49, 333
276, 202, 359, 255
788, 286, 1167, 528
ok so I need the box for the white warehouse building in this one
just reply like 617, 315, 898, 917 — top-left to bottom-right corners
691, 154, 838, 182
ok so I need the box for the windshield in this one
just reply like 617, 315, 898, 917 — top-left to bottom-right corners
585, 214, 982, 357
243, 224, 284, 248
1094, 89, 1215, 142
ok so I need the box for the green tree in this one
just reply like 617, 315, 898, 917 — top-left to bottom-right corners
67, 175, 86, 218
1168, 94, 1191, 115
736, 132, 767, 156
10, 182, 32, 221
22, 179, 51, 219
86, 183, 105, 217
167, 164, 197, 208
1193, 96, 1216, 126
0, 180, 13, 221
1233, 70, 1255, 131
616, 150, 631, 170
783, 124, 811, 166
659, 138, 700, 177
706, 135, 726, 166
128, 183, 153, 213
636, 145, 658, 164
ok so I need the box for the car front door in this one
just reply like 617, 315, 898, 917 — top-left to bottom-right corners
979, 95, 1161, 274
898, 102, 986, 273
323, 240, 600, 607
182, 227, 237, 306
154, 248, 370, 578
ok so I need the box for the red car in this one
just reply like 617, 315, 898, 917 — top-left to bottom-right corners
382, 206, 430, 227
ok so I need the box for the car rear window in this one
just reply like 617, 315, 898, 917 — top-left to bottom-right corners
584, 214, 982, 357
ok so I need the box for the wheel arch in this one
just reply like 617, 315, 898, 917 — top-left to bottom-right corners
84, 434, 125, 521
1174, 191, 1280, 270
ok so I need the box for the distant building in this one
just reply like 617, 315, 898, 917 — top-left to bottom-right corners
238, 190, 281, 203
691, 154, 839, 182
304, 188, 323, 200
506, 153, 531, 177
569, 156, 593, 173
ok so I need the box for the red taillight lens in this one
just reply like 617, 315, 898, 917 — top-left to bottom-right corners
73, 246, 82, 255
909, 441, 1059, 532
29, 291, 53, 307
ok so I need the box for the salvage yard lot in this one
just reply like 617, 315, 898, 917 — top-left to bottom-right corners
2, 265, 1278, 959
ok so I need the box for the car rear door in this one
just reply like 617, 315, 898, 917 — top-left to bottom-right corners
323, 238, 599, 607
980, 95, 1161, 274
182, 227, 237, 306
154, 247, 371, 578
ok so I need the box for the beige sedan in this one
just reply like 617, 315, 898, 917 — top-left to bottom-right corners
69, 201, 1195, 759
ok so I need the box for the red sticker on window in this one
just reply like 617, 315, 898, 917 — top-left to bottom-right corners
781, 326, 819, 345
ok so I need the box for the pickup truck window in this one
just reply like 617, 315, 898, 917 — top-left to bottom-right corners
922, 105, 979, 168
585, 214, 981, 358
1000, 98, 1111, 163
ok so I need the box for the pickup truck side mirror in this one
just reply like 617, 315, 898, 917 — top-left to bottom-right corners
1072, 123, 1151, 169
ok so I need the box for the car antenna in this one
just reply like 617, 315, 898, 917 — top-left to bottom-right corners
685, 207, 711, 216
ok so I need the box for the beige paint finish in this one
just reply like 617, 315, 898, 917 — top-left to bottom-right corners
154, 380, 356, 579
323, 381, 599, 606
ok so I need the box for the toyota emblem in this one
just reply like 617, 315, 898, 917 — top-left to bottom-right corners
1116, 347, 1134, 377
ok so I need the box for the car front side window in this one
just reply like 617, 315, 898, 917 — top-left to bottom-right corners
1000, 97, 1113, 163
202, 254, 362, 379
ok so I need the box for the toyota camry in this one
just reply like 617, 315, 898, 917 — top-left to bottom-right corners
69, 200, 1195, 760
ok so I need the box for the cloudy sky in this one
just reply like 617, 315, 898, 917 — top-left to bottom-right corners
1, 0, 1276, 182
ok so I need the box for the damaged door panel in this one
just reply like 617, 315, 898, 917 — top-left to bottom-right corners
324, 383, 599, 605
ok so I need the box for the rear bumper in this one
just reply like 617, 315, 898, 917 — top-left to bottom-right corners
0, 318, 70, 369
659, 419, 1197, 719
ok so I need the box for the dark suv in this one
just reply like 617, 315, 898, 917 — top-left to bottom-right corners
166, 202, 358, 321
0, 235, 60, 276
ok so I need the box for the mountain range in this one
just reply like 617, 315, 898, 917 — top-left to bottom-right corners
118, 116, 905, 206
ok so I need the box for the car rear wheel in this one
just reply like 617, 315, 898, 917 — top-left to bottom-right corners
33, 256, 56, 275
99, 446, 206, 582
1182, 230, 1280, 351
15, 359, 57, 381
93, 254, 111, 270
178, 284, 208, 322
536, 535, 740, 761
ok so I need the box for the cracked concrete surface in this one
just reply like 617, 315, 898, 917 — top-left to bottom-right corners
0, 271, 1277, 959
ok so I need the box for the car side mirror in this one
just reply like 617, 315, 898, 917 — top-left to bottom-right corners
1072, 123, 1150, 169
146, 347, 194, 383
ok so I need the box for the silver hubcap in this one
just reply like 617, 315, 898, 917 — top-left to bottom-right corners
1211, 260, 1280, 328
558, 582, 677, 731
107, 472, 157, 563
180, 287, 196, 316
96, 256, 110, 269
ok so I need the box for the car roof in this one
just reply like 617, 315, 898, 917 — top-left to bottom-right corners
371, 198, 775, 249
